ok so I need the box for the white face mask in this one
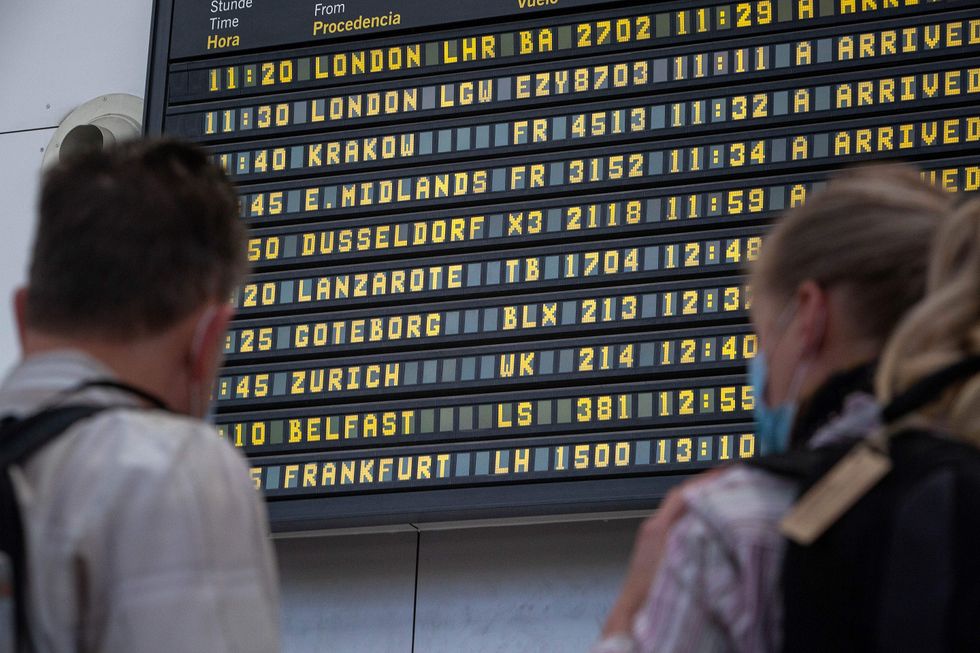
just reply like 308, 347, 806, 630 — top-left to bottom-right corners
187, 306, 219, 421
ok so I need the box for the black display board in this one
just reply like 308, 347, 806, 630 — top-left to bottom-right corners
144, 0, 980, 531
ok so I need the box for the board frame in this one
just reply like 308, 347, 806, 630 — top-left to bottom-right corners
142, 0, 978, 531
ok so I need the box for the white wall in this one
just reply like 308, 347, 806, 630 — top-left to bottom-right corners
0, 2, 640, 650
0, 0, 155, 373
275, 519, 642, 652
0, 129, 51, 370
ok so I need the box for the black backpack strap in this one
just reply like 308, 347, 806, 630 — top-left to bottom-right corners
0, 405, 107, 650
881, 355, 980, 425
0, 406, 106, 467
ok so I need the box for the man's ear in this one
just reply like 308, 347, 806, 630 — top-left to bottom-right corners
14, 287, 30, 352
189, 303, 234, 382
795, 280, 829, 355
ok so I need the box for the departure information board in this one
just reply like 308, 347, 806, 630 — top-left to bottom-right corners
145, 0, 980, 531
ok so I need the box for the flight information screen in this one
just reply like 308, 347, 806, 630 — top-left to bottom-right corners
145, 0, 980, 531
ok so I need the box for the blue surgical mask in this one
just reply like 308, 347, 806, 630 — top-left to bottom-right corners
749, 351, 798, 456
750, 299, 818, 456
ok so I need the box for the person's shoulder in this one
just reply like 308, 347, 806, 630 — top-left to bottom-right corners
25, 408, 256, 543
74, 408, 244, 477
681, 465, 797, 535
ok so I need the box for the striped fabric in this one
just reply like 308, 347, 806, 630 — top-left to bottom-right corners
632, 467, 796, 653
0, 351, 280, 653
593, 393, 880, 653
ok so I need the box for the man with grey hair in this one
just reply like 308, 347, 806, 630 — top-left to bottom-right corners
0, 140, 279, 652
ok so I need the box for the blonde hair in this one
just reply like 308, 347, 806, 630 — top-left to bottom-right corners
876, 198, 980, 444
752, 165, 953, 343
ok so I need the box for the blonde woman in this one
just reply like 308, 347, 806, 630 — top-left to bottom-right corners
775, 194, 980, 651
595, 165, 961, 653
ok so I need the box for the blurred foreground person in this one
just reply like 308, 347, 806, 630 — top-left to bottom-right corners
594, 165, 957, 652
777, 193, 980, 651
0, 141, 279, 652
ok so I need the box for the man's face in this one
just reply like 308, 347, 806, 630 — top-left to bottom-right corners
183, 303, 232, 419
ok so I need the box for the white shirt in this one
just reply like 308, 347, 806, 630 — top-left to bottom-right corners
0, 351, 280, 653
